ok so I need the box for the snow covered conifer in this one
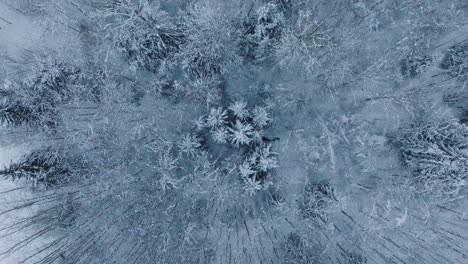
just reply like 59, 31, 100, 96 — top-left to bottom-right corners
0, 147, 87, 186
0, 81, 59, 127
206, 107, 227, 129
251, 143, 278, 172
252, 105, 271, 127
242, 176, 262, 196
0, 56, 84, 127
239, 160, 256, 178
229, 120, 254, 146
33, 56, 80, 97
194, 116, 207, 131
212, 127, 229, 144
241, 2, 285, 62
228, 100, 250, 120
178, 134, 201, 156
0, 83, 35, 126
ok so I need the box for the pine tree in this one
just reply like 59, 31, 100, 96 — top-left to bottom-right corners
252, 105, 271, 128
228, 100, 249, 120
206, 107, 227, 129
0, 147, 87, 186
240, 2, 285, 62
178, 134, 201, 157
228, 119, 254, 146
0, 84, 36, 126
0, 56, 83, 127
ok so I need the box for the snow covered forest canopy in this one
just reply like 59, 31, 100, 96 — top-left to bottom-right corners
0, 0, 467, 263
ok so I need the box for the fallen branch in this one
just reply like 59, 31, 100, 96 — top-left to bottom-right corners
0, 16, 12, 25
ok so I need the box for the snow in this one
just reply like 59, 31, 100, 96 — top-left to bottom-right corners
0, 2, 42, 57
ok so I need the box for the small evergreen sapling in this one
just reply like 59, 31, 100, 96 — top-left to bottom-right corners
196, 101, 272, 148
212, 127, 229, 144
206, 107, 227, 129
242, 176, 263, 196
228, 100, 249, 120
229, 120, 254, 146
178, 134, 202, 157
251, 143, 278, 172
252, 105, 272, 128
239, 143, 277, 194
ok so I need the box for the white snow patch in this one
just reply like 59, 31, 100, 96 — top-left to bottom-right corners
0, 2, 42, 56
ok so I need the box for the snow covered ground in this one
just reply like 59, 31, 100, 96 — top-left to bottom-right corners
0, 2, 42, 56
